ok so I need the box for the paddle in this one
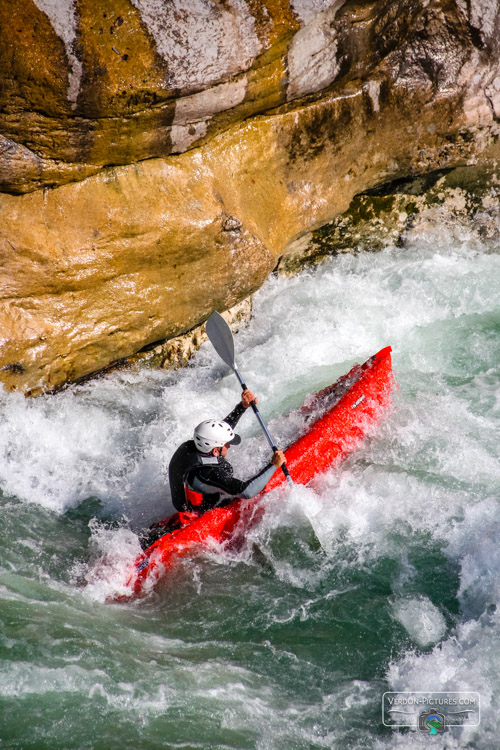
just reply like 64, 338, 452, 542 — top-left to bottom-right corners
205, 311, 293, 484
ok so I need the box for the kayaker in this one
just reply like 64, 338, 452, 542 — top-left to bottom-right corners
141, 390, 285, 548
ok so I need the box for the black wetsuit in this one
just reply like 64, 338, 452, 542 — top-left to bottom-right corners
169, 402, 277, 513
141, 402, 277, 549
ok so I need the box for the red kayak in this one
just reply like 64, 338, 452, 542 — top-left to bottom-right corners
114, 346, 395, 600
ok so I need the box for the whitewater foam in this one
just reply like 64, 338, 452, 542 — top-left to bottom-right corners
0, 223, 499, 747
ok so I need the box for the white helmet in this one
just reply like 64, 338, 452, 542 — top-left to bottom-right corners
193, 420, 241, 453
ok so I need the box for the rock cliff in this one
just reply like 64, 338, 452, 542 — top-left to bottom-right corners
1, 0, 499, 393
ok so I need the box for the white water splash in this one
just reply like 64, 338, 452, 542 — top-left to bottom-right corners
392, 596, 447, 647
0, 217, 499, 746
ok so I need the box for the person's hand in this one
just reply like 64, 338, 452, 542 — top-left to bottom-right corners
241, 389, 257, 408
271, 449, 286, 468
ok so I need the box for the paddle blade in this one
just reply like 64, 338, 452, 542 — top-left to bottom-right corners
206, 311, 236, 369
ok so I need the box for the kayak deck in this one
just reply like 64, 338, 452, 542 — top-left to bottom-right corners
115, 346, 395, 599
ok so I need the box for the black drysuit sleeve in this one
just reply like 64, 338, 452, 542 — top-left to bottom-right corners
224, 402, 246, 429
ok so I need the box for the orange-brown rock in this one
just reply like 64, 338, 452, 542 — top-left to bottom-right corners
1, 0, 500, 393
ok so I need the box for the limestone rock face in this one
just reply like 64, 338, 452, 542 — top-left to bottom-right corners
1, 0, 500, 393
0, 0, 298, 193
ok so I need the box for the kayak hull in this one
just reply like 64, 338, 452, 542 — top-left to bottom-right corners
115, 346, 395, 600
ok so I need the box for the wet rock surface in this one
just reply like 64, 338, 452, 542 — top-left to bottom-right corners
1, 0, 499, 392
278, 166, 500, 274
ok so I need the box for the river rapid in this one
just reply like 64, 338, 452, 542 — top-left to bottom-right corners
1, 210, 499, 749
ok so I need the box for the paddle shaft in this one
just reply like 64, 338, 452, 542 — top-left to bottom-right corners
205, 311, 293, 484
233, 367, 293, 485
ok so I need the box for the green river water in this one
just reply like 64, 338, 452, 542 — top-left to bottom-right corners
1, 215, 499, 749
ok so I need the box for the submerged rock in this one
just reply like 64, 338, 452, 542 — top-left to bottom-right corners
1, 0, 500, 393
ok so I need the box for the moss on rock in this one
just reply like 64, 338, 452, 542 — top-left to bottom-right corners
278, 165, 500, 275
